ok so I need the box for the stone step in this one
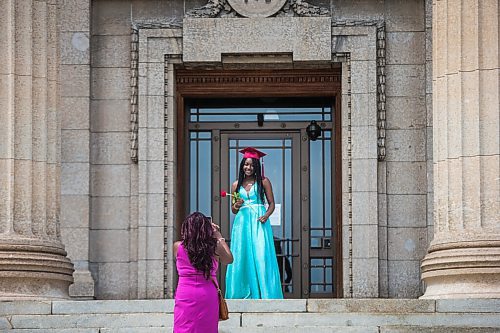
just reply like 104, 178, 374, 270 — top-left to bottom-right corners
4, 312, 500, 330
4, 325, 500, 332
1, 299, 499, 332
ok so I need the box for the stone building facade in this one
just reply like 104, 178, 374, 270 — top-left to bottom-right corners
0, 0, 498, 301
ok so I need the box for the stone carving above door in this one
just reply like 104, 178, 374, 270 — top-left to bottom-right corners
227, 0, 288, 17
186, 0, 329, 18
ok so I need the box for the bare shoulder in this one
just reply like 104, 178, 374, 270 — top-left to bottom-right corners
173, 241, 182, 258
231, 180, 239, 191
262, 177, 272, 186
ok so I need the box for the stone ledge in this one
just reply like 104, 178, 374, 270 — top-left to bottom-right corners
380, 327, 500, 333
308, 299, 435, 313
52, 299, 171, 314
436, 299, 500, 313
0, 301, 51, 315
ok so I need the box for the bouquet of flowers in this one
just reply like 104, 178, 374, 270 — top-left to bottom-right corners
220, 190, 241, 205
220, 190, 258, 214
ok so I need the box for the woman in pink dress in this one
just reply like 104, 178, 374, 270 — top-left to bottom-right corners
173, 212, 233, 333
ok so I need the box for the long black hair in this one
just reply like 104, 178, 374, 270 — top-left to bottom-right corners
181, 212, 217, 279
236, 158, 266, 204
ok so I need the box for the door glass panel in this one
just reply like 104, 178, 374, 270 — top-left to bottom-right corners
188, 97, 332, 122
310, 258, 333, 293
309, 130, 334, 296
189, 131, 212, 216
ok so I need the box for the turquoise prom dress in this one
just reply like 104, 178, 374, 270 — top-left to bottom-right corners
225, 183, 283, 299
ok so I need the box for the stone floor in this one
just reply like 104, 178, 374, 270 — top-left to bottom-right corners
1, 299, 499, 332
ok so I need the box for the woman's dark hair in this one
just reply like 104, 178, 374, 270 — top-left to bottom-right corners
237, 158, 266, 204
181, 212, 217, 279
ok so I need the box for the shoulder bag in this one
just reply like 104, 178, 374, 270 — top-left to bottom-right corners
211, 277, 229, 321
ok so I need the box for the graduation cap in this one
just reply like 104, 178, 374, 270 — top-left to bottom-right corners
239, 147, 266, 178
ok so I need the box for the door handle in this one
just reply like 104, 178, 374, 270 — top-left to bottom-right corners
322, 237, 331, 249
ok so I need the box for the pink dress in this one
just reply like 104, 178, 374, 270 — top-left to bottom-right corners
173, 243, 219, 333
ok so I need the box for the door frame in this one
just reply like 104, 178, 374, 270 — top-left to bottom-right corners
217, 131, 302, 298
175, 68, 343, 297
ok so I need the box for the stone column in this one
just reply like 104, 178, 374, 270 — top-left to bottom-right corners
0, 0, 74, 299
421, 0, 499, 298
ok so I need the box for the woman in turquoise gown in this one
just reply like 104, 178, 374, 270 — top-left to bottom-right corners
225, 147, 283, 299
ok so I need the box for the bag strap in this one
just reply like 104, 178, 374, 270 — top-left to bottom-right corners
210, 277, 221, 293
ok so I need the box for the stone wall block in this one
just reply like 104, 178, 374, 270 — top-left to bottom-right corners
61, 227, 89, 262
349, 93, 377, 127
147, 128, 165, 161
137, 227, 164, 261
90, 100, 130, 133
91, 35, 130, 68
62, 130, 90, 163
145, 194, 165, 227
378, 162, 387, 194
387, 162, 427, 194
351, 159, 377, 192
352, 224, 378, 258
61, 162, 89, 195
388, 260, 422, 298
386, 32, 425, 65
345, 126, 378, 160
350, 60, 376, 94
425, 61, 432, 95
60, 32, 90, 65
61, 97, 90, 130
90, 165, 130, 197
388, 194, 427, 228
146, 161, 165, 195
352, 258, 379, 297
90, 197, 130, 230
90, 132, 130, 165
147, 96, 165, 129
91, 0, 130, 36
60, 0, 90, 32
91, 68, 129, 100
147, 63, 165, 98
388, 227, 428, 260
91, 262, 130, 299
384, 0, 425, 32
60, 65, 90, 97
61, 195, 89, 229
386, 65, 425, 97
343, 191, 377, 225
90, 230, 130, 262
385, 129, 426, 162
386, 97, 426, 130
146, 259, 165, 299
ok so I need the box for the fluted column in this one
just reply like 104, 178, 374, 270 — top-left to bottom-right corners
421, 0, 500, 298
0, 0, 74, 299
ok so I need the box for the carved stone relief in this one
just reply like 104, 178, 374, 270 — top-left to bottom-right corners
186, 0, 329, 18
